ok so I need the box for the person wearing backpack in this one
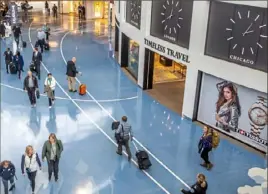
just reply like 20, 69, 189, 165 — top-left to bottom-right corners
115, 116, 133, 161
21, 145, 42, 194
198, 126, 214, 170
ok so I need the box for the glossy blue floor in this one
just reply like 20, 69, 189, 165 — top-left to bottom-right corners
0, 15, 266, 194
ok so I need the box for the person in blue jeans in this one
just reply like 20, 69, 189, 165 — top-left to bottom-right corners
0, 160, 16, 194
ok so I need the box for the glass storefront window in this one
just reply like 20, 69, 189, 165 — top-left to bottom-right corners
127, 40, 139, 79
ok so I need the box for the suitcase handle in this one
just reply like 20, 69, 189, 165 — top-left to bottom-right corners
132, 140, 139, 151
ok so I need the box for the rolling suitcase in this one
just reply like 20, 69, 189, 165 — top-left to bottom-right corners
44, 42, 50, 50
9, 62, 17, 74
23, 41, 26, 48
79, 84, 87, 95
133, 141, 152, 170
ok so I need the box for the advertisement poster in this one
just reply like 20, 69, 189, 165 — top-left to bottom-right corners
197, 73, 267, 152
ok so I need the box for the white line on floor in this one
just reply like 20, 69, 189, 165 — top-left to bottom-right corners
0, 83, 138, 102
29, 21, 171, 194
61, 30, 191, 189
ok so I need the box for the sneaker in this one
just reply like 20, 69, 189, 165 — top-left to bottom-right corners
69, 89, 72, 92
72, 90, 77, 92
207, 163, 213, 170
33, 104, 36, 107
9, 184, 15, 191
200, 163, 207, 167
49, 106, 52, 109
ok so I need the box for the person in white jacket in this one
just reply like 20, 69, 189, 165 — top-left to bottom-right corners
21, 145, 42, 194
44, 73, 56, 108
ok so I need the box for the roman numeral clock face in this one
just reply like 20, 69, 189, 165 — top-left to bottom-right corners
226, 10, 267, 65
161, 0, 183, 42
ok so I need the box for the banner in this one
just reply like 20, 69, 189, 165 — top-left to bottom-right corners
197, 73, 267, 152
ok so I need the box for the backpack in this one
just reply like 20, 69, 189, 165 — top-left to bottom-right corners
212, 129, 220, 148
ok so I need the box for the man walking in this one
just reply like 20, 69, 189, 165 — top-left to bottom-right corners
52, 4, 57, 18
3, 48, 13, 73
66, 57, 81, 92
116, 116, 133, 161
23, 71, 39, 108
37, 29, 46, 53
32, 47, 42, 80
12, 24, 21, 49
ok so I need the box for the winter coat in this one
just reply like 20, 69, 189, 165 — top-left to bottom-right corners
0, 161, 16, 180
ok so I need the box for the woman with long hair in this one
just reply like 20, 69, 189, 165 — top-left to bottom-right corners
0, 160, 16, 194
181, 173, 208, 194
215, 81, 241, 132
198, 126, 213, 170
21, 145, 42, 194
42, 133, 63, 182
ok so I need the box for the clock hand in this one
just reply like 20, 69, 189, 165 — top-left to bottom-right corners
243, 23, 253, 36
244, 30, 254, 35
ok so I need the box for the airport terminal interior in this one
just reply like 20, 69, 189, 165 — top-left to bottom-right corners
0, 1, 267, 194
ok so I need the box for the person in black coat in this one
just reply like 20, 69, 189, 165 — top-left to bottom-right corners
13, 51, 24, 79
0, 160, 16, 194
3, 48, 13, 73
181, 173, 208, 194
66, 57, 81, 92
24, 71, 39, 107
0, 20, 5, 38
12, 24, 21, 48
32, 47, 42, 80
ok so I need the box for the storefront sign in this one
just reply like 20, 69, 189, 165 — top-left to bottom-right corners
144, 38, 190, 63
197, 73, 267, 152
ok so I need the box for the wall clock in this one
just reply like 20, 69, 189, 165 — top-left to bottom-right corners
226, 9, 267, 63
161, 0, 183, 42
128, 0, 141, 28
205, 1, 267, 72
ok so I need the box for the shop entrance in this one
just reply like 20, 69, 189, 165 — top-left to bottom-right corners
144, 49, 187, 115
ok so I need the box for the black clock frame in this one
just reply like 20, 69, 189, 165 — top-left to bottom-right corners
150, 0, 193, 49
205, 1, 267, 73
126, 0, 141, 29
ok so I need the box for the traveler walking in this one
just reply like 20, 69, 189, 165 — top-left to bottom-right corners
23, 71, 39, 107
3, 47, 13, 73
115, 116, 133, 161
66, 57, 81, 92
198, 126, 213, 170
13, 51, 24, 79
21, 145, 42, 194
0, 160, 16, 194
52, 4, 57, 18
44, 73, 56, 108
82, 5, 86, 20
78, 3, 83, 20
12, 24, 21, 49
32, 47, 42, 80
45, 1, 49, 13
36, 29, 46, 53
0, 20, 5, 38
181, 173, 208, 194
42, 133, 64, 182
42, 23, 50, 41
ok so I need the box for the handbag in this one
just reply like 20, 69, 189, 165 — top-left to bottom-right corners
36, 89, 40, 99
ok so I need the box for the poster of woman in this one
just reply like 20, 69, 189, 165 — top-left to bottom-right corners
215, 81, 241, 132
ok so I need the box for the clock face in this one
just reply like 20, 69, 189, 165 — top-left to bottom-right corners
205, 2, 268, 72
150, 0, 193, 48
161, 0, 183, 42
126, 0, 141, 29
249, 107, 267, 126
226, 9, 267, 63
